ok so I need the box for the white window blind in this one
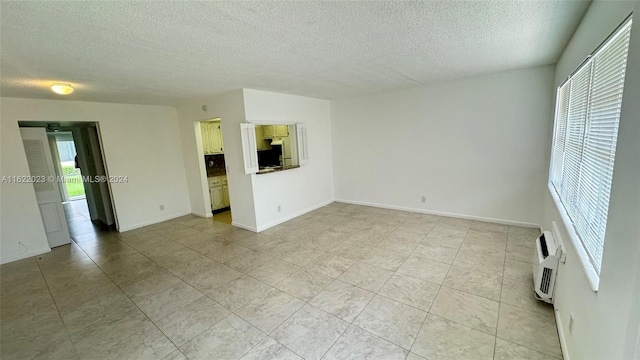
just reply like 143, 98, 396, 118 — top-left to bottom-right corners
549, 17, 632, 274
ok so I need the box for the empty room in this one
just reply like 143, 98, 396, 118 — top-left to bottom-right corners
1, 1, 639, 360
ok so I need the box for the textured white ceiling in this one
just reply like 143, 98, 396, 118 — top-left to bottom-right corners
0, 1, 590, 105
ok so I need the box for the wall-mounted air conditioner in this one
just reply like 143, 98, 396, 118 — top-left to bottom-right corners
533, 230, 562, 304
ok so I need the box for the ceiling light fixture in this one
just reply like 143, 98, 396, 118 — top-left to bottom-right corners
51, 83, 74, 95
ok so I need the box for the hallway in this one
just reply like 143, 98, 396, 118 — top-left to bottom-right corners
62, 198, 115, 244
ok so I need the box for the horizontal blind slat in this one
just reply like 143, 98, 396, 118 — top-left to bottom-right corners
550, 18, 632, 275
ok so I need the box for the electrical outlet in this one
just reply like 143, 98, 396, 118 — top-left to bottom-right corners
277, 205, 281, 212
421, 196, 426, 203
159, 204, 165, 211
569, 313, 575, 334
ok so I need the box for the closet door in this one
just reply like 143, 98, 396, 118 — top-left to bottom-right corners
20, 127, 71, 248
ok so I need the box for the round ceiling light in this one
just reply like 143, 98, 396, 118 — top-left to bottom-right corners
51, 83, 74, 95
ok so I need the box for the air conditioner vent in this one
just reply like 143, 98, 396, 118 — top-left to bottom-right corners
534, 231, 559, 304
540, 267, 552, 294
540, 234, 549, 258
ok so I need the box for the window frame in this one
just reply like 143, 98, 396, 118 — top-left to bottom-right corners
548, 15, 633, 292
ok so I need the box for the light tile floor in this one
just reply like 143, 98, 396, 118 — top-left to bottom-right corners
0, 203, 561, 360
214, 210, 233, 225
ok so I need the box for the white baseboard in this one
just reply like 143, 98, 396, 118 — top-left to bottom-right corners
191, 210, 213, 218
334, 199, 540, 228
555, 309, 570, 360
255, 199, 334, 233
231, 221, 258, 232
118, 210, 193, 232
0, 246, 51, 265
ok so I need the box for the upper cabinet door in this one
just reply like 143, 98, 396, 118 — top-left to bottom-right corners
275, 125, 289, 137
209, 124, 222, 154
297, 123, 309, 165
240, 123, 259, 174
202, 123, 224, 154
217, 124, 224, 153
262, 125, 275, 139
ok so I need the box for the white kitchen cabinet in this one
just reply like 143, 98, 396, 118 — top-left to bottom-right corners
261, 125, 275, 138
222, 177, 230, 207
209, 175, 230, 211
201, 122, 224, 154
222, 185, 230, 207
210, 186, 223, 210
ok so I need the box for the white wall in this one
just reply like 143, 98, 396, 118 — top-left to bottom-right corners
243, 89, 334, 231
175, 90, 259, 230
0, 97, 191, 263
542, 2, 640, 359
332, 65, 555, 226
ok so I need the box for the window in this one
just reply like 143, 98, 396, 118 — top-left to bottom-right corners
549, 17, 632, 275
240, 123, 308, 175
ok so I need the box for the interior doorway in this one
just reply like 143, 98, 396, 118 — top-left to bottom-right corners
19, 121, 118, 246
197, 118, 232, 224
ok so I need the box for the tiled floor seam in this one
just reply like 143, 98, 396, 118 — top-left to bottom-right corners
112, 228, 272, 353
68, 234, 209, 359
33, 256, 83, 360
5, 207, 555, 360
492, 226, 511, 359
407, 223, 472, 353
268, 302, 348, 360
227, 250, 378, 358
44, 235, 174, 359
84, 248, 181, 352
311, 228, 407, 355
494, 336, 563, 360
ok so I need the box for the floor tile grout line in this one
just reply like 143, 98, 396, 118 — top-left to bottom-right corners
407, 221, 472, 354
266, 300, 348, 360
68, 235, 198, 358
494, 335, 564, 360
491, 226, 562, 360
116, 228, 275, 357
76, 224, 255, 356
16, 206, 551, 360
163, 229, 333, 356
32, 257, 82, 360
307, 216, 415, 355
41, 233, 180, 358
231, 217, 409, 358
492, 225, 512, 359
242, 216, 545, 358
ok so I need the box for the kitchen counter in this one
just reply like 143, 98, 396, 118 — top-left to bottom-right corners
256, 165, 300, 175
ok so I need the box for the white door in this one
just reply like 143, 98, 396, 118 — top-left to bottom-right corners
20, 128, 71, 248
240, 123, 259, 174
200, 123, 211, 154
296, 123, 309, 165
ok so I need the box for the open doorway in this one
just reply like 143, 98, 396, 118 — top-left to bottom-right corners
49, 131, 93, 237
198, 118, 232, 224
52, 131, 85, 201
19, 121, 117, 246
